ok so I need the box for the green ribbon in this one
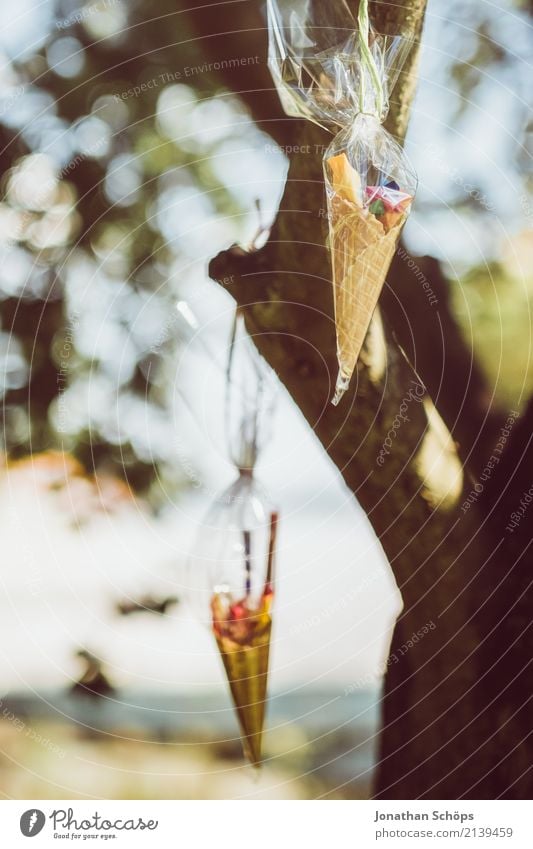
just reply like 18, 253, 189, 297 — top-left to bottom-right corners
357, 0, 384, 117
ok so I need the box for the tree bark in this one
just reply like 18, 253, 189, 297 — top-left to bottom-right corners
185, 0, 533, 798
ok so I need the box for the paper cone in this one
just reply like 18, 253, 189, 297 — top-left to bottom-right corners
214, 624, 271, 766
212, 592, 272, 767
328, 193, 402, 405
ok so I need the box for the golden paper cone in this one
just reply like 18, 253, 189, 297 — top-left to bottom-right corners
328, 194, 402, 404
214, 622, 271, 767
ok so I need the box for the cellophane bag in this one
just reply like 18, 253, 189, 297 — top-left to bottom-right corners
189, 310, 278, 766
267, 0, 418, 404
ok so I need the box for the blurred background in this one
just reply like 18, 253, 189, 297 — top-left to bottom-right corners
0, 0, 531, 799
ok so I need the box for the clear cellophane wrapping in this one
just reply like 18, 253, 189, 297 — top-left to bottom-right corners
267, 0, 418, 403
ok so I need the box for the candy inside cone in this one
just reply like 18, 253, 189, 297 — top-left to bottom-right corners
365, 184, 413, 230
211, 589, 273, 766
327, 152, 363, 205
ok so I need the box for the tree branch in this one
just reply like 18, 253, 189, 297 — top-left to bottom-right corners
182, 0, 295, 146
182, 0, 498, 472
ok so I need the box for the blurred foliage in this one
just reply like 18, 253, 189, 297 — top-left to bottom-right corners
0, 0, 531, 500
452, 258, 533, 410
0, 0, 261, 501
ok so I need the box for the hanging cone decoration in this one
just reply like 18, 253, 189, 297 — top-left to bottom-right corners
211, 510, 278, 767
212, 587, 273, 766
326, 152, 413, 405
267, 0, 418, 404
185, 309, 279, 767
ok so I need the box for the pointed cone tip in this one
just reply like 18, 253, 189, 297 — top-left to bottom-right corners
215, 627, 271, 768
332, 373, 350, 406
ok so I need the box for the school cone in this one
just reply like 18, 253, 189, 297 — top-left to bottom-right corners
212, 590, 273, 767
325, 152, 409, 405
328, 193, 401, 404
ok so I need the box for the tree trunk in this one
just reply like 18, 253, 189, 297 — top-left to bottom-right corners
185, 0, 533, 798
